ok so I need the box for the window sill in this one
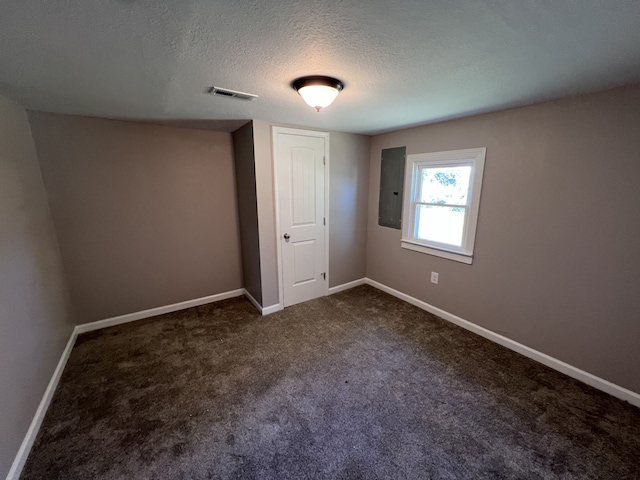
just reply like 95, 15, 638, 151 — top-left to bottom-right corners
401, 240, 473, 264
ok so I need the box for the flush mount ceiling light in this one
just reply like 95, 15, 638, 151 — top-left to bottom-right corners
292, 75, 344, 112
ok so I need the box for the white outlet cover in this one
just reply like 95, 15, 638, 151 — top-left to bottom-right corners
431, 272, 439, 284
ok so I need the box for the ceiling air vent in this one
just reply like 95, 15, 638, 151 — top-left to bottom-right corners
208, 86, 258, 101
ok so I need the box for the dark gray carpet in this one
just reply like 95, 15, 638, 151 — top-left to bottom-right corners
22, 285, 640, 479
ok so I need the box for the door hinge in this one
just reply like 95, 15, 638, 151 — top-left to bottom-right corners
323, 217, 326, 225
321, 272, 326, 280
323, 156, 326, 165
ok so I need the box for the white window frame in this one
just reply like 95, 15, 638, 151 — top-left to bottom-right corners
401, 147, 486, 264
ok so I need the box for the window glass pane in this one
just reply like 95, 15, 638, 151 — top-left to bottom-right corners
419, 166, 471, 205
415, 205, 466, 246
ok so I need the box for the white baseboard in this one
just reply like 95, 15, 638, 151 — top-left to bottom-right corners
365, 278, 640, 408
262, 303, 282, 315
244, 290, 282, 315
328, 278, 367, 295
7, 288, 247, 480
242, 289, 263, 314
75, 289, 245, 334
9, 280, 638, 480
242, 289, 282, 315
6, 330, 78, 480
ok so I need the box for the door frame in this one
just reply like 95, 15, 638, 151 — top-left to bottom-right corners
272, 126, 330, 309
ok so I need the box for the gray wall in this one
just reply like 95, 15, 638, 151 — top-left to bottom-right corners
367, 84, 640, 394
29, 113, 243, 324
329, 132, 370, 287
252, 120, 280, 308
232, 122, 262, 305
0, 97, 74, 477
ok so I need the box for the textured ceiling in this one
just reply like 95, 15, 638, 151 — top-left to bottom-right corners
1, 0, 640, 135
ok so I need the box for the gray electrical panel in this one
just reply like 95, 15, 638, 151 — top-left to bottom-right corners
378, 146, 406, 229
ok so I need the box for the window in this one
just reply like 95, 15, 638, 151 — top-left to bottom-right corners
401, 147, 486, 264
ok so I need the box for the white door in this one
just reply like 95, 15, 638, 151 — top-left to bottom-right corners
274, 129, 327, 307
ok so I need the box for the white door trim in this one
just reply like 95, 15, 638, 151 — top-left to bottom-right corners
272, 126, 330, 308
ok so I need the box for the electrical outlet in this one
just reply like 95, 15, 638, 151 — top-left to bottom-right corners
430, 272, 439, 284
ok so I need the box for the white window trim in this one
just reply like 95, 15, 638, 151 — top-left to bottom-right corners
401, 147, 486, 265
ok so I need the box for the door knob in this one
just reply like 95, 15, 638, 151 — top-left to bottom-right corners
283, 233, 290, 240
